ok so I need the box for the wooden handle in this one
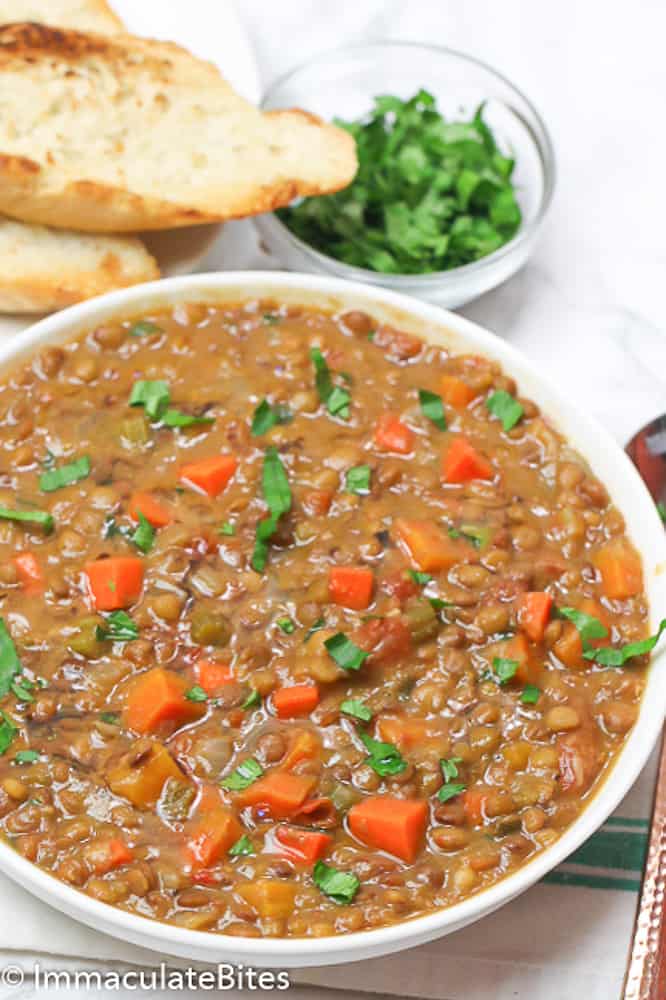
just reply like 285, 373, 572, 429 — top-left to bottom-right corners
623, 726, 666, 998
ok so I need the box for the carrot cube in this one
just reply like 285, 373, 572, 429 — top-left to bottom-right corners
393, 518, 472, 573
180, 454, 237, 497
440, 375, 475, 409
84, 557, 144, 611
374, 413, 415, 455
273, 684, 320, 719
124, 667, 205, 734
442, 436, 494, 484
348, 796, 428, 863
129, 492, 172, 527
329, 565, 374, 610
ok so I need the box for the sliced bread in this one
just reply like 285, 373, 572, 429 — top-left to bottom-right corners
0, 218, 159, 312
0, 0, 121, 32
0, 23, 357, 232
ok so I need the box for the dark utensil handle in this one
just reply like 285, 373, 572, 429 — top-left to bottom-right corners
623, 726, 666, 998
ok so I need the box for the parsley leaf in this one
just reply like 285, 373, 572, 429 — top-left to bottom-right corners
556, 606, 609, 643
521, 684, 541, 704
486, 390, 524, 432
324, 633, 368, 672
340, 699, 372, 722
14, 749, 40, 764
221, 757, 263, 791
131, 512, 155, 554
99, 712, 120, 725
305, 618, 326, 642
161, 409, 214, 429
39, 456, 90, 493
11, 679, 34, 703
345, 465, 371, 495
440, 756, 462, 782
0, 507, 54, 533
437, 782, 466, 803
0, 711, 17, 755
409, 570, 432, 586
313, 860, 360, 904
278, 93, 521, 275
129, 380, 170, 421
251, 399, 292, 437
251, 447, 292, 573
219, 521, 235, 536
311, 347, 351, 419
229, 834, 254, 857
276, 617, 295, 634
241, 689, 261, 711
583, 618, 666, 667
419, 389, 447, 430
359, 730, 406, 776
0, 620, 21, 698
96, 611, 138, 643
130, 320, 161, 337
492, 656, 519, 685
185, 685, 208, 703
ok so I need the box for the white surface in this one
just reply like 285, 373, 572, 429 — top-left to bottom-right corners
0, 272, 663, 979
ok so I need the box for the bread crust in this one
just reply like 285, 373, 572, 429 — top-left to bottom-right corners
0, 24, 358, 232
0, 0, 122, 33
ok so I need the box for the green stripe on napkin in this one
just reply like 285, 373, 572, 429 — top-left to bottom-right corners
542, 819, 648, 892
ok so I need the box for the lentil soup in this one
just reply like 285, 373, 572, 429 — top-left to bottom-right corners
0, 299, 652, 939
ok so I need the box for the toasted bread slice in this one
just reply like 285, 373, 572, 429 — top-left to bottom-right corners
0, 0, 121, 32
0, 218, 159, 312
0, 23, 357, 232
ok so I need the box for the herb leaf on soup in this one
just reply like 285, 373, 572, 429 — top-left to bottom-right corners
39, 456, 90, 493
129, 380, 170, 421
221, 757, 263, 791
324, 633, 368, 672
313, 860, 360, 904
0, 620, 21, 698
486, 390, 524, 432
0, 507, 54, 533
345, 465, 371, 495
419, 389, 447, 431
251, 447, 292, 573
359, 730, 406, 776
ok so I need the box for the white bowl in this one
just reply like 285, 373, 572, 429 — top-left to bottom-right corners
2, 272, 664, 968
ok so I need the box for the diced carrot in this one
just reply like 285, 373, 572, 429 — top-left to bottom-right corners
106, 742, 185, 808
348, 796, 428, 863
292, 797, 337, 826
180, 454, 237, 497
552, 623, 584, 670
124, 668, 205, 734
196, 659, 234, 695
440, 375, 476, 409
84, 556, 144, 611
236, 772, 316, 818
89, 838, 134, 875
302, 489, 333, 516
463, 787, 488, 825
442, 436, 494, 484
493, 632, 533, 684
129, 492, 172, 528
274, 825, 333, 863
13, 552, 44, 594
374, 413, 415, 455
377, 717, 429, 750
239, 879, 296, 919
393, 517, 472, 572
593, 542, 643, 600
185, 806, 242, 868
329, 566, 374, 611
282, 729, 321, 771
273, 684, 320, 719
517, 591, 553, 642
353, 616, 412, 666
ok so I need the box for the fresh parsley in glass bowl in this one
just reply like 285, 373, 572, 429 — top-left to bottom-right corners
256, 43, 555, 308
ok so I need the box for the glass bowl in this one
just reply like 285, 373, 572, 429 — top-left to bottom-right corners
256, 42, 555, 308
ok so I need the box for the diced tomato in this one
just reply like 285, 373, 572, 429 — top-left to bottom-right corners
374, 413, 415, 454
442, 436, 494, 484
302, 489, 333, 516
329, 566, 374, 610
353, 616, 411, 666
84, 557, 144, 611
380, 569, 419, 604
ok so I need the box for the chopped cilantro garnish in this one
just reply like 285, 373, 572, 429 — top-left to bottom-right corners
437, 782, 466, 803
429, 597, 452, 612
161, 409, 214, 429
359, 730, 406, 776
185, 685, 208, 703
440, 756, 462, 782
130, 320, 161, 336
11, 679, 34, 703
219, 521, 235, 536
129, 380, 170, 421
95, 611, 138, 643
491, 656, 519, 685
131, 512, 154, 554
340, 699, 372, 722
311, 346, 351, 419
278, 93, 521, 275
251, 399, 292, 436
409, 570, 432, 585
556, 607, 609, 644
229, 834, 254, 857
241, 689, 261, 711
313, 860, 360, 904
345, 465, 371, 495
0, 711, 17, 755
583, 618, 666, 667
521, 684, 541, 704
99, 712, 120, 725
486, 390, 524, 432
305, 618, 326, 642
458, 524, 491, 549
263, 313, 281, 325
0, 507, 54, 533
251, 447, 292, 572
276, 617, 296, 634
39, 456, 90, 493
14, 749, 39, 764
419, 389, 447, 431
221, 757, 263, 791
324, 633, 368, 672
0, 620, 21, 699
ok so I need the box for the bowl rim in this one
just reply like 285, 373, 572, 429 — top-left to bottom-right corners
0, 270, 663, 968
259, 39, 557, 287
